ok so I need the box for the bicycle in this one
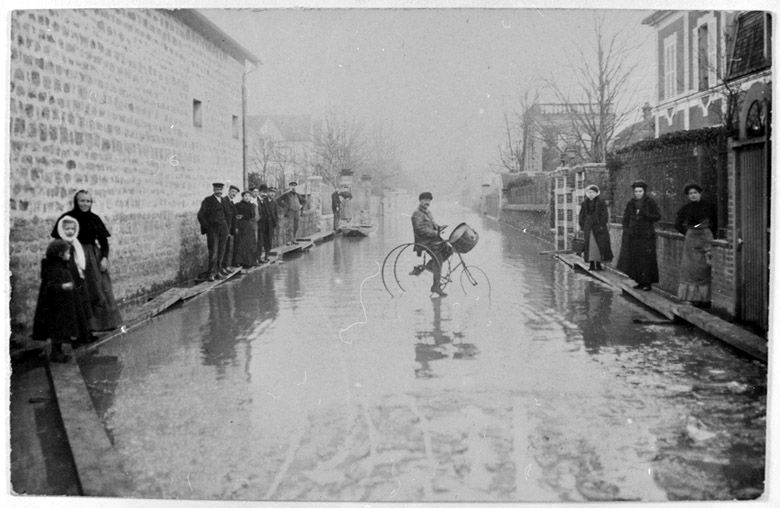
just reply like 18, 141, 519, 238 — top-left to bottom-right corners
381, 222, 491, 299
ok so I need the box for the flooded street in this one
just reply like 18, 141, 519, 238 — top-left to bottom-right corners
79, 200, 766, 502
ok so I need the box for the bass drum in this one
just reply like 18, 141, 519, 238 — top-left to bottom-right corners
448, 222, 479, 254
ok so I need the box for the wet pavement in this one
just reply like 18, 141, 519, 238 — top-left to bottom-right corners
78, 199, 766, 502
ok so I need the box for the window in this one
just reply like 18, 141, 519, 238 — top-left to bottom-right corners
697, 24, 710, 90
193, 99, 202, 128
663, 35, 677, 99
232, 115, 239, 139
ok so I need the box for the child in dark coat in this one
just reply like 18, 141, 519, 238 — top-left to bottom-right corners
32, 239, 87, 362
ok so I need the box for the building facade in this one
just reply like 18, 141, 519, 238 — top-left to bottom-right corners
643, 10, 771, 137
9, 9, 258, 332
245, 114, 314, 191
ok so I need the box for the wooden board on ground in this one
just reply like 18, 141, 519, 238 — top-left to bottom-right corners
270, 243, 303, 256
137, 287, 186, 318
297, 230, 335, 244
553, 252, 767, 362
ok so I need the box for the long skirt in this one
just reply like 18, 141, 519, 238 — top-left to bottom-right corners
678, 228, 713, 302
617, 235, 659, 285
234, 220, 258, 267
82, 243, 122, 331
587, 232, 603, 262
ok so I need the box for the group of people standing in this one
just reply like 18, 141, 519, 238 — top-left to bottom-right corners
579, 180, 718, 308
33, 190, 123, 362
197, 182, 285, 280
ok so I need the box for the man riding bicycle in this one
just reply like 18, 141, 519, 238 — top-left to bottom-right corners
411, 192, 452, 297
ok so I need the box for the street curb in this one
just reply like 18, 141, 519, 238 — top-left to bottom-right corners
48, 361, 135, 497
554, 252, 767, 362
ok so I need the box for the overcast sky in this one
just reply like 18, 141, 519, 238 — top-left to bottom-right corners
202, 8, 656, 187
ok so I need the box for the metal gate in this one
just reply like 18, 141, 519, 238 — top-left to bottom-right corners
736, 141, 769, 332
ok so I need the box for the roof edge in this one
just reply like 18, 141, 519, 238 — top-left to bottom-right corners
168, 9, 260, 66
642, 10, 676, 26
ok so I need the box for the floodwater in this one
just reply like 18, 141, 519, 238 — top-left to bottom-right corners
79, 198, 767, 502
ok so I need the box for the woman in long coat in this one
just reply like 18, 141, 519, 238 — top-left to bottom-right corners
234, 191, 258, 268
675, 183, 717, 307
578, 184, 613, 271
52, 190, 122, 331
616, 180, 661, 291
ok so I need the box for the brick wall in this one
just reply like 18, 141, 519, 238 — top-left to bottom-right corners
9, 9, 246, 331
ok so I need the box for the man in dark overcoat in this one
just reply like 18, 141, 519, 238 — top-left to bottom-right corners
411, 191, 452, 297
197, 182, 229, 280
257, 184, 277, 262
331, 185, 342, 231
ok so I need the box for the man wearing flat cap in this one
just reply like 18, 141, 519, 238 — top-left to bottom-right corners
257, 184, 277, 262
279, 181, 305, 244
411, 191, 452, 297
197, 182, 230, 280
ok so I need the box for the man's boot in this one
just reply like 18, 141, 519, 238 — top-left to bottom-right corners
431, 272, 447, 297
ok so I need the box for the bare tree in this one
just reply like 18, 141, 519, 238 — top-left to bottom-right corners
499, 86, 540, 172
546, 16, 641, 163
248, 135, 299, 187
311, 112, 367, 185
365, 123, 403, 190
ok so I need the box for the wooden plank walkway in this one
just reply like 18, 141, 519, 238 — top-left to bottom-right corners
270, 240, 313, 257
554, 252, 767, 362
297, 230, 335, 243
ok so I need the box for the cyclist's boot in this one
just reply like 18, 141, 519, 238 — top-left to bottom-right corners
409, 265, 425, 276
431, 272, 447, 297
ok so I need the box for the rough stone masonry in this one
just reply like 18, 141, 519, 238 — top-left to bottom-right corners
9, 9, 249, 332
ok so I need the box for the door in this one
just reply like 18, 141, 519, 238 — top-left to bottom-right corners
736, 141, 769, 332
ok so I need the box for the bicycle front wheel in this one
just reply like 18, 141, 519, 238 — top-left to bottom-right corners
460, 264, 491, 301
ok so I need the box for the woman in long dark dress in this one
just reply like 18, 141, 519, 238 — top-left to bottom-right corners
234, 191, 258, 268
578, 184, 613, 271
675, 183, 718, 307
616, 180, 661, 291
52, 190, 122, 331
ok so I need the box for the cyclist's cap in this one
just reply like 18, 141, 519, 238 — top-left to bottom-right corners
419, 192, 433, 201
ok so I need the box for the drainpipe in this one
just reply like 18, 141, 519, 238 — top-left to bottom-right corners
242, 63, 258, 189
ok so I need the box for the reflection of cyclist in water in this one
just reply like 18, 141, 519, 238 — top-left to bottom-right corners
411, 192, 452, 297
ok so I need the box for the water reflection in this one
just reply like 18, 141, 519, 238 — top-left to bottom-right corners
414, 297, 479, 378
579, 284, 613, 354
201, 287, 238, 378
284, 261, 302, 306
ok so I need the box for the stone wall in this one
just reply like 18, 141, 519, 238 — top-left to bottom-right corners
9, 9, 247, 331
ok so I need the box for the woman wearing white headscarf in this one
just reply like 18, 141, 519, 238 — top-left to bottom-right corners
52, 190, 122, 331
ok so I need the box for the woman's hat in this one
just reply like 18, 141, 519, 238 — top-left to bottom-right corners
630, 180, 648, 190
683, 183, 703, 194
585, 184, 600, 194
